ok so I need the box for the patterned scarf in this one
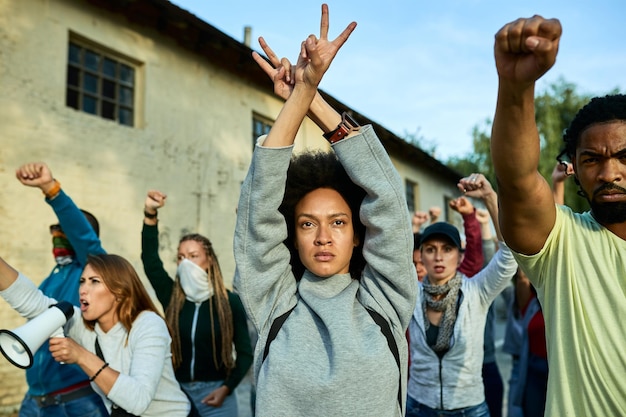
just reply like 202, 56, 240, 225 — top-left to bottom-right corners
421, 272, 463, 353
52, 230, 75, 266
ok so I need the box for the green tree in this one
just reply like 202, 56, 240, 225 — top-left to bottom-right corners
535, 78, 591, 212
446, 118, 495, 186
404, 127, 437, 157
445, 78, 623, 212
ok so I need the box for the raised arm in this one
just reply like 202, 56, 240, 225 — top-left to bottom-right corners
236, 4, 357, 329
428, 206, 442, 224
476, 208, 497, 265
459, 173, 501, 241
490, 16, 562, 255
0, 257, 63, 317
16, 162, 104, 263
141, 190, 173, 307
551, 161, 573, 205
459, 174, 518, 302
0, 256, 18, 291
412, 211, 429, 234
449, 196, 483, 277
251, 4, 356, 141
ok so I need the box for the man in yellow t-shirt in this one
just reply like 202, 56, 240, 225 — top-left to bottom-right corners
488, 15, 626, 416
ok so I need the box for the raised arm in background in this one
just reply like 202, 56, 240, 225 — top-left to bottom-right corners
16, 162, 104, 263
550, 161, 574, 206
449, 196, 483, 277
459, 173, 501, 241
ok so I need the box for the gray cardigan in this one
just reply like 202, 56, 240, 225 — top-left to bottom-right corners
233, 125, 417, 417
407, 243, 517, 410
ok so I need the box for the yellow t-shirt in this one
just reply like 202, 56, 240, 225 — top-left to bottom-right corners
513, 205, 626, 417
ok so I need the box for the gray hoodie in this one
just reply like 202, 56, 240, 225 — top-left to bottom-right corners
234, 126, 417, 416
407, 244, 517, 410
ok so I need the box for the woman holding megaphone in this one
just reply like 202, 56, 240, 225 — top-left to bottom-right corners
0, 253, 191, 417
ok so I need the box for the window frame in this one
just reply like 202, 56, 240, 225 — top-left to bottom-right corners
66, 33, 141, 127
252, 113, 274, 148
405, 178, 418, 213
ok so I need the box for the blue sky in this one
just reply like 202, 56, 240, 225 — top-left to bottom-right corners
171, 0, 625, 160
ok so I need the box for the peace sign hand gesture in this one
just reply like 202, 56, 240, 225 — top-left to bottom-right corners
252, 4, 356, 99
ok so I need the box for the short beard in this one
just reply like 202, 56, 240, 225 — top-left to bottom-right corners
587, 183, 626, 224
590, 201, 626, 224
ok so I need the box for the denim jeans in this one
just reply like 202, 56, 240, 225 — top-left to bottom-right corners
181, 380, 238, 417
522, 353, 548, 417
406, 395, 491, 417
506, 357, 524, 417
19, 392, 108, 417
482, 361, 503, 417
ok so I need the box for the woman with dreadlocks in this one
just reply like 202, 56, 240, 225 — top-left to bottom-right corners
141, 190, 252, 417
406, 173, 517, 417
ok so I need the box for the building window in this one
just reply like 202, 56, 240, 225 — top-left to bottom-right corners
405, 179, 418, 213
252, 113, 273, 148
66, 41, 136, 126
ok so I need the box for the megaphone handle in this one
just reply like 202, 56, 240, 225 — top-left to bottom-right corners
50, 327, 65, 339
50, 327, 66, 364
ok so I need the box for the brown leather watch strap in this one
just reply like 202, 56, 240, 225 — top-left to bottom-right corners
323, 112, 360, 144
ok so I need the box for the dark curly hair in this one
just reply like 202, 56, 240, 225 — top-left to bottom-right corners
561, 94, 626, 160
279, 150, 366, 280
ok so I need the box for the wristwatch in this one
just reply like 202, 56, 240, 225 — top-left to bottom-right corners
323, 112, 360, 144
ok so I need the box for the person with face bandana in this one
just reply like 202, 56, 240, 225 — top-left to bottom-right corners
13, 162, 109, 417
141, 190, 252, 417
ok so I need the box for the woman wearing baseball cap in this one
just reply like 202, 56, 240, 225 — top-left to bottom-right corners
406, 173, 518, 417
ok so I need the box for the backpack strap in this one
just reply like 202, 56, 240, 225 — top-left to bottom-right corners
262, 306, 296, 362
366, 308, 402, 409
261, 305, 402, 408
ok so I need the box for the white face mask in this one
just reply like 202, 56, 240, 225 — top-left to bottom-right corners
176, 258, 213, 303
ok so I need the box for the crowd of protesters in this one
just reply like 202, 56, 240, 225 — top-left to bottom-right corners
1, 4, 625, 417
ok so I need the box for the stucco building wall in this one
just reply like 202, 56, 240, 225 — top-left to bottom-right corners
0, 0, 463, 413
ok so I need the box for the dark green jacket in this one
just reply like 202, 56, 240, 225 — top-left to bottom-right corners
141, 223, 252, 393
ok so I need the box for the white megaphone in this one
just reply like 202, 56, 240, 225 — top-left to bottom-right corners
0, 301, 74, 369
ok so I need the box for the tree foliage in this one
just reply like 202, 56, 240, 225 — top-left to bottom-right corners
404, 127, 438, 157
445, 78, 623, 212
534, 78, 592, 212
446, 118, 495, 186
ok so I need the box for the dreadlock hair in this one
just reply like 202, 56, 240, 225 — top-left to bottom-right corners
279, 150, 367, 280
166, 234, 235, 372
83, 254, 162, 345
561, 94, 626, 160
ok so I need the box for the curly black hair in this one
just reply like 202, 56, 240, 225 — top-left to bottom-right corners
279, 150, 366, 280
561, 94, 626, 160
